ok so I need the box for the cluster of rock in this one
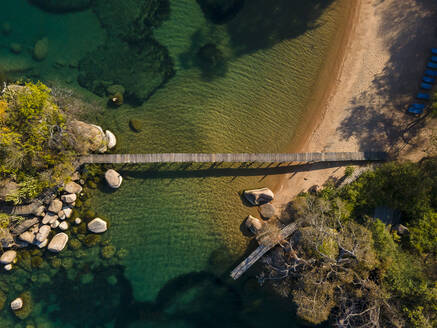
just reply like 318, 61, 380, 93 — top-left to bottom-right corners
1, 178, 108, 271
243, 187, 276, 235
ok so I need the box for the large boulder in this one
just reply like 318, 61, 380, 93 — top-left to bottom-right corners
105, 169, 122, 188
64, 181, 82, 194
10, 298, 23, 310
19, 231, 35, 244
243, 188, 274, 206
245, 215, 263, 234
47, 233, 68, 253
0, 250, 17, 264
67, 120, 108, 154
87, 218, 107, 233
48, 199, 63, 213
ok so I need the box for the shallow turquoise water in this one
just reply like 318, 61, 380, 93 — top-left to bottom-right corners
0, 0, 350, 326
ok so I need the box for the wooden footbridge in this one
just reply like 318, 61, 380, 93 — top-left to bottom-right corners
79, 152, 387, 164
230, 222, 298, 280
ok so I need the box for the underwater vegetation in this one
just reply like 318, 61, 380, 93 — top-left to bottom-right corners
27, 0, 92, 13
196, 0, 245, 24
77, 0, 174, 105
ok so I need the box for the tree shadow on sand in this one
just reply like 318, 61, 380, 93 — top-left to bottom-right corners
336, 0, 437, 155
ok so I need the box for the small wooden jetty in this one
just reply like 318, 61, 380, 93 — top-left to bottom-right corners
79, 152, 387, 165
230, 222, 298, 280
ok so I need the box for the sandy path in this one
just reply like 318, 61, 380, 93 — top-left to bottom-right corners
271, 0, 437, 210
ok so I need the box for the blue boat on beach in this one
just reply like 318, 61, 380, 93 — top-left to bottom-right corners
423, 76, 435, 84
432, 48, 437, 55
417, 92, 430, 100
425, 69, 437, 77
421, 82, 433, 90
427, 62, 437, 69
431, 56, 437, 63
408, 107, 423, 115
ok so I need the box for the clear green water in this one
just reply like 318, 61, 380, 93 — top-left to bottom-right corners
0, 0, 350, 326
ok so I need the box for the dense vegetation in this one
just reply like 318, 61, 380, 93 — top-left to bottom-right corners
0, 82, 76, 203
259, 159, 437, 327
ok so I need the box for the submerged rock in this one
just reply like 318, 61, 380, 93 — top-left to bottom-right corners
197, 0, 245, 24
10, 43, 22, 54
87, 218, 107, 233
48, 233, 69, 252
0, 250, 17, 264
33, 37, 49, 61
243, 188, 274, 206
105, 169, 122, 188
4, 264, 12, 271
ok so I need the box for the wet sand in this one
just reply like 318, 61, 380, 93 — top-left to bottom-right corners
270, 0, 437, 209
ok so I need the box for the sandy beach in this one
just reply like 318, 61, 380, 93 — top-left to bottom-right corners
271, 0, 437, 210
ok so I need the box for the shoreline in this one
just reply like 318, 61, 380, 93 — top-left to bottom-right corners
266, 0, 362, 203
270, 0, 437, 209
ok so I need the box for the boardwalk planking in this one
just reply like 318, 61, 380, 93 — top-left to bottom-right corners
79, 152, 388, 165
230, 222, 298, 280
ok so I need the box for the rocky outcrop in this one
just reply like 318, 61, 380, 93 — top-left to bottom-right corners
259, 203, 275, 219
11, 218, 39, 235
0, 231, 13, 248
64, 181, 82, 194
0, 179, 18, 201
67, 120, 108, 154
48, 233, 68, 253
245, 215, 263, 234
48, 199, 63, 213
0, 250, 16, 264
87, 218, 107, 233
243, 188, 274, 206
105, 169, 122, 188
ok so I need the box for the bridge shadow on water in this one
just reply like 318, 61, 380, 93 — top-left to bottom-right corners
116, 160, 371, 181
